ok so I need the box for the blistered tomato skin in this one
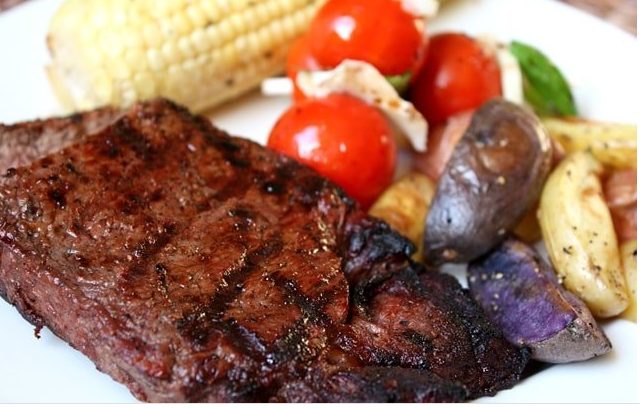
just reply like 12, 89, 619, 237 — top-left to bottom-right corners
307, 0, 426, 76
410, 33, 502, 125
267, 94, 397, 209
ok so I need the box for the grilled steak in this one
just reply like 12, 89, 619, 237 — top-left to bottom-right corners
0, 99, 528, 402
0, 106, 120, 173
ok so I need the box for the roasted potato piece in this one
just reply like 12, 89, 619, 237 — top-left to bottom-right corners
369, 172, 436, 257
542, 118, 637, 170
620, 239, 637, 322
468, 238, 611, 363
423, 99, 552, 265
512, 204, 541, 244
538, 151, 628, 318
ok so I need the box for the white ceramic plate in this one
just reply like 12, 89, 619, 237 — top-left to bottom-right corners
0, 0, 637, 403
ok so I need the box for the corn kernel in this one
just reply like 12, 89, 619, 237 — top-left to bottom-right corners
186, 4, 208, 28
47, 0, 328, 112
133, 72, 156, 98
147, 49, 166, 71
142, 22, 163, 48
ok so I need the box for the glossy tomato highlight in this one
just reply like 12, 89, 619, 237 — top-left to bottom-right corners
307, 0, 426, 76
267, 94, 397, 208
410, 33, 502, 125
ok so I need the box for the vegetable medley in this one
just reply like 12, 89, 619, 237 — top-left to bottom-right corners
264, 0, 637, 364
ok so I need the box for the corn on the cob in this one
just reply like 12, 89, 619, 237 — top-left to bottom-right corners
46, 0, 326, 112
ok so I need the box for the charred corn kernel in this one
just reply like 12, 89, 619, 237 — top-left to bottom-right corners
47, 0, 326, 112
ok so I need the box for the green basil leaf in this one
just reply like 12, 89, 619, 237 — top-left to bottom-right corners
386, 71, 412, 95
509, 41, 577, 117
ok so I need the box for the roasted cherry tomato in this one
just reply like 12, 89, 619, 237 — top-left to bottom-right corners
268, 93, 397, 208
604, 169, 637, 241
307, 0, 426, 77
286, 34, 322, 101
410, 33, 502, 125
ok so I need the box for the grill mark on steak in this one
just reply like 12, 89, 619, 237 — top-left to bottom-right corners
270, 274, 331, 326
123, 222, 178, 282
178, 238, 283, 351
402, 329, 436, 354
113, 117, 156, 160
204, 131, 249, 168
218, 318, 269, 361
0, 99, 530, 402
270, 318, 318, 364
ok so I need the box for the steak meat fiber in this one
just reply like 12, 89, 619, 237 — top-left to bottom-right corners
0, 99, 529, 402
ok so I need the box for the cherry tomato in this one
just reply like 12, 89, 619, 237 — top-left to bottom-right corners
307, 0, 426, 76
413, 110, 474, 181
286, 34, 322, 101
268, 93, 397, 208
410, 33, 502, 125
604, 170, 637, 241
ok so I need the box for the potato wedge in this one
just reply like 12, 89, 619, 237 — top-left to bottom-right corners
468, 238, 611, 363
620, 239, 637, 322
369, 172, 436, 258
538, 151, 628, 318
423, 99, 552, 265
542, 117, 637, 170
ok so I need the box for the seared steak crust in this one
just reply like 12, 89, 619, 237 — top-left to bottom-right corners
0, 99, 527, 402
0, 106, 120, 174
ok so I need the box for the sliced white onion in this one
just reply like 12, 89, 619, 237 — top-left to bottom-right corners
496, 46, 525, 105
260, 77, 294, 96
395, 0, 440, 19
297, 60, 428, 152
478, 35, 524, 105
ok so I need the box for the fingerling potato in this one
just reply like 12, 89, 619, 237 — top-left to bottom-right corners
620, 239, 637, 322
538, 151, 628, 318
542, 117, 637, 170
468, 237, 611, 363
423, 99, 552, 265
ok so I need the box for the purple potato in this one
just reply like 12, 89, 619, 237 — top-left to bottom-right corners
423, 99, 552, 265
467, 237, 611, 363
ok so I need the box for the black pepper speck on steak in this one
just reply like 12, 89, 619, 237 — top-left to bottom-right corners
0, 99, 529, 402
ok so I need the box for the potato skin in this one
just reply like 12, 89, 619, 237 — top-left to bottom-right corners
542, 117, 637, 170
620, 239, 637, 322
423, 99, 552, 265
368, 172, 436, 259
538, 151, 628, 318
468, 238, 611, 363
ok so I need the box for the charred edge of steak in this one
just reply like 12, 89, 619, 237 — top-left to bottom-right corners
272, 366, 468, 403
337, 211, 417, 315
330, 264, 531, 400
417, 272, 532, 398
393, 268, 531, 398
